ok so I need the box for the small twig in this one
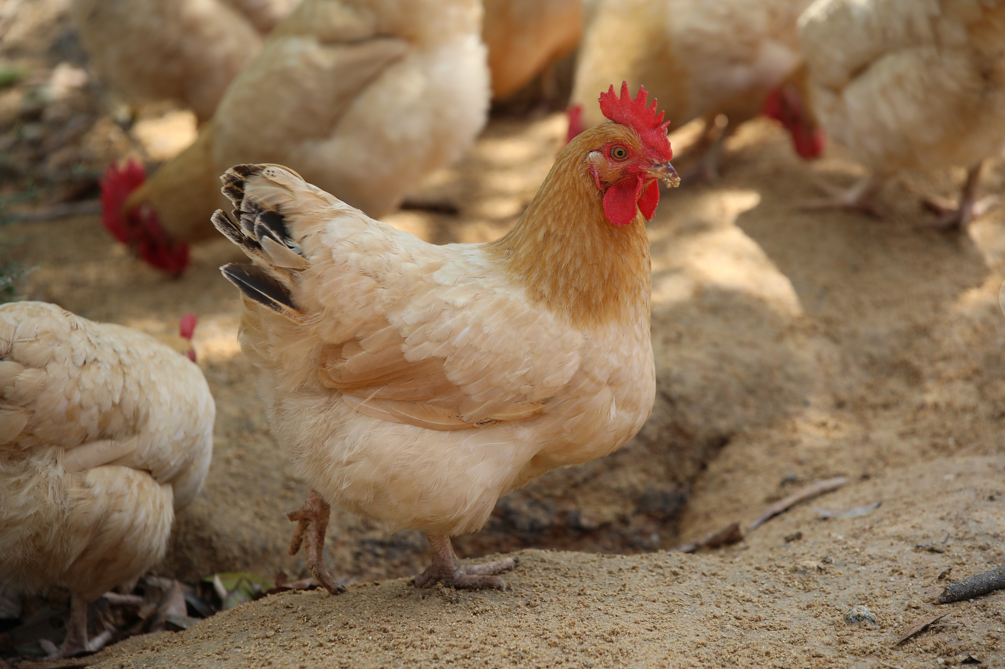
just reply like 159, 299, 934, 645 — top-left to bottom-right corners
2, 200, 102, 224
102, 592, 144, 606
893, 612, 949, 646
939, 564, 1005, 603
748, 476, 850, 531
672, 522, 744, 553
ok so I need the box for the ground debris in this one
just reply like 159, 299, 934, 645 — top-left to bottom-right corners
844, 605, 877, 625
749, 477, 849, 531
893, 612, 949, 646
671, 522, 743, 553
813, 500, 881, 519
938, 564, 1005, 604
2, 200, 101, 224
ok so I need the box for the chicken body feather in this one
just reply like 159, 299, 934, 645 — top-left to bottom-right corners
0, 302, 214, 656
797, 0, 1005, 225
800, 0, 1005, 175
482, 0, 584, 101
71, 0, 296, 122
110, 0, 490, 270
571, 0, 814, 133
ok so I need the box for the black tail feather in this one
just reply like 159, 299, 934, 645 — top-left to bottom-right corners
214, 164, 305, 319
211, 210, 260, 258
221, 263, 300, 318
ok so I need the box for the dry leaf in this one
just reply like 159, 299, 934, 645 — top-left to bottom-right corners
894, 612, 948, 646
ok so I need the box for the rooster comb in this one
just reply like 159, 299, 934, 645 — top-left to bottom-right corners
599, 82, 673, 161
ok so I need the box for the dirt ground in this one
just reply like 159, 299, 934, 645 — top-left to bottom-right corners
2, 1, 1005, 667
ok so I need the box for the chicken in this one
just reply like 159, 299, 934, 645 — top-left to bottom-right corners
222, 0, 302, 33
569, 0, 823, 178
482, 0, 584, 101
70, 0, 299, 124
0, 304, 214, 658
797, 0, 1005, 229
99, 0, 490, 275
212, 82, 677, 591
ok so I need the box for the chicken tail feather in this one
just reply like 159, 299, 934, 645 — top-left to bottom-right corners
214, 164, 310, 321
220, 263, 301, 320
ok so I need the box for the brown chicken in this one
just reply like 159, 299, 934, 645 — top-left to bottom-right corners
570, 0, 822, 177
798, 0, 1005, 228
213, 83, 677, 591
482, 0, 584, 101
71, 0, 299, 123
0, 304, 214, 658
99, 0, 490, 275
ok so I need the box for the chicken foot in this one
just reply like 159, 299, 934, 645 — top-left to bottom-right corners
42, 595, 113, 659
679, 114, 735, 184
922, 161, 998, 231
287, 490, 345, 595
803, 173, 885, 217
413, 535, 516, 589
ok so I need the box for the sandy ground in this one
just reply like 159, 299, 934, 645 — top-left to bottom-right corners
2, 1, 1005, 667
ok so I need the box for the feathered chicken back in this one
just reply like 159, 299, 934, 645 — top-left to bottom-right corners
0, 302, 214, 600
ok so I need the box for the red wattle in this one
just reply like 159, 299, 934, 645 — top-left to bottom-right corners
793, 125, 826, 159
637, 179, 660, 220
100, 160, 146, 244
179, 313, 198, 340
603, 175, 644, 226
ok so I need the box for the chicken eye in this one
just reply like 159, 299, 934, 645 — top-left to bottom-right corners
611, 146, 629, 160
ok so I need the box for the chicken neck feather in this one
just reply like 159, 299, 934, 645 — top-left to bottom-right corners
488, 123, 652, 331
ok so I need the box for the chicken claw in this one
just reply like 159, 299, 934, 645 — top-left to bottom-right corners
287, 490, 345, 595
921, 162, 997, 231
43, 595, 113, 659
802, 174, 884, 217
413, 535, 516, 590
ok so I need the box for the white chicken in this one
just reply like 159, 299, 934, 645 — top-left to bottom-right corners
798, 0, 1005, 228
0, 303, 214, 658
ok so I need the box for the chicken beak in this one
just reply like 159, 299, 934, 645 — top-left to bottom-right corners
648, 162, 680, 189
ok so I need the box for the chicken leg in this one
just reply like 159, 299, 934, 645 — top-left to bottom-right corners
43, 595, 113, 659
287, 490, 345, 595
803, 174, 885, 217
412, 535, 515, 589
684, 114, 739, 184
922, 161, 998, 231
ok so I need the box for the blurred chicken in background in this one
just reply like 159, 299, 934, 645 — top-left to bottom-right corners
798, 0, 1005, 229
0, 304, 214, 658
482, 0, 584, 103
71, 0, 300, 124
99, 0, 490, 275
569, 0, 822, 179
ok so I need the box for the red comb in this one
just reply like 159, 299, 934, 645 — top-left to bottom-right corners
599, 82, 673, 162
99, 159, 146, 244
179, 313, 198, 340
